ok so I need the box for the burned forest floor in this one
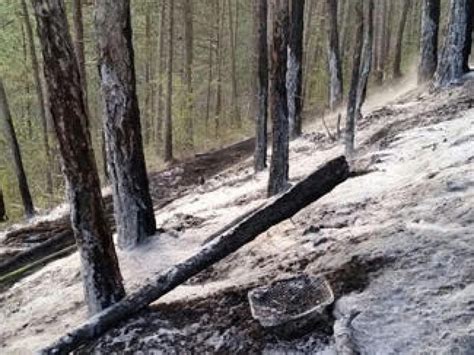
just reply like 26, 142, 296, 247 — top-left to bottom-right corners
1, 77, 474, 354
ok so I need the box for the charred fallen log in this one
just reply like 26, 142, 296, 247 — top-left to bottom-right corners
41, 156, 350, 354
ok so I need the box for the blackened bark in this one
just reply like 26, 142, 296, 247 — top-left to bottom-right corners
95, 0, 156, 249
393, 0, 411, 79
164, 0, 174, 162
345, 1, 364, 156
287, 0, 304, 138
434, 0, 470, 87
31, 0, 125, 314
41, 156, 350, 355
254, 0, 268, 173
326, 0, 344, 111
156, 0, 166, 154
463, 0, 473, 71
418, 0, 440, 83
0, 79, 35, 218
71, 0, 88, 110
356, 0, 374, 117
228, 0, 241, 127
21, 0, 53, 196
183, 0, 194, 150
268, 0, 290, 197
0, 187, 6, 222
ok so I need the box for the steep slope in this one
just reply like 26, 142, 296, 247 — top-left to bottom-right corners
1, 78, 473, 353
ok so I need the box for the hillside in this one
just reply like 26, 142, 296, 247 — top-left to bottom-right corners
1, 77, 474, 353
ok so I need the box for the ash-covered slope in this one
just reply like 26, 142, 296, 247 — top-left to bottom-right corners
1, 78, 473, 354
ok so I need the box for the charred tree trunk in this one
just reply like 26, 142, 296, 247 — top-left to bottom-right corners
95, 0, 156, 249
287, 0, 304, 138
393, 0, 411, 79
463, 0, 473, 72
32, 0, 125, 314
345, 1, 364, 156
374, 0, 386, 85
326, 0, 344, 111
205, 22, 214, 129
41, 156, 350, 355
0, 187, 6, 222
268, 0, 290, 197
254, 0, 269, 173
434, 0, 471, 87
164, 0, 174, 162
228, 0, 241, 126
156, 0, 166, 155
215, 0, 224, 136
183, 0, 194, 150
71, 0, 88, 112
0, 79, 35, 218
418, 0, 440, 83
20, 0, 53, 196
356, 0, 374, 117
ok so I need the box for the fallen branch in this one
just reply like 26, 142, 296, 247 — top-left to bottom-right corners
41, 156, 350, 354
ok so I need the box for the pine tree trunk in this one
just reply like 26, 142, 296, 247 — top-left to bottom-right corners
31, 0, 125, 314
164, 0, 174, 162
228, 0, 241, 127
215, 0, 223, 137
20, 22, 33, 139
418, 0, 440, 83
0, 187, 6, 222
374, 0, 386, 85
156, 0, 166, 155
434, 0, 471, 87
20, 0, 53, 197
183, 0, 194, 150
287, 0, 304, 138
356, 0, 374, 117
326, 0, 344, 111
0, 79, 35, 218
254, 0, 269, 173
393, 0, 411, 79
463, 0, 473, 72
144, 9, 152, 145
339, 0, 352, 59
95, 0, 156, 249
71, 0, 88, 113
205, 23, 214, 130
268, 0, 290, 197
345, 0, 364, 156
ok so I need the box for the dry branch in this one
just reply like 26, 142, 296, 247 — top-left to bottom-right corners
41, 156, 350, 354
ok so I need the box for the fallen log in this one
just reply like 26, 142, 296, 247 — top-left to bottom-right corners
41, 156, 350, 354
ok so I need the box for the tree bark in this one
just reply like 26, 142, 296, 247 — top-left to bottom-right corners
0, 187, 6, 222
287, 0, 304, 138
418, 0, 440, 83
0, 79, 35, 218
215, 0, 224, 137
463, 0, 473, 72
164, 0, 174, 162
268, 0, 290, 197
228, 0, 241, 127
95, 0, 156, 249
434, 0, 471, 87
326, 0, 344, 111
40, 156, 350, 355
254, 0, 269, 173
31, 0, 125, 314
356, 0, 374, 117
20, 0, 53, 196
345, 1, 364, 156
205, 21, 214, 129
71, 0, 88, 112
183, 0, 194, 150
143, 8, 152, 145
392, 0, 411, 79
156, 0, 166, 155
